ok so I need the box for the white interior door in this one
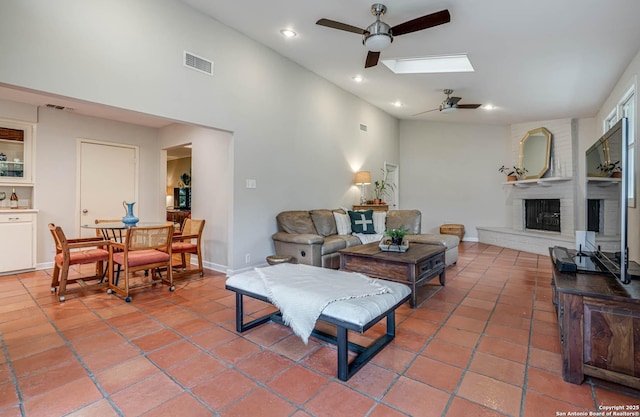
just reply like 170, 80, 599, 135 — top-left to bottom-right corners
79, 140, 138, 237
384, 161, 399, 210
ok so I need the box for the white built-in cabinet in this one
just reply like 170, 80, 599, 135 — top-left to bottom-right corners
0, 210, 37, 274
0, 118, 37, 275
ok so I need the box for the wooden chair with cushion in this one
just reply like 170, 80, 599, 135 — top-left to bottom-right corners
108, 224, 173, 302
170, 218, 205, 279
48, 223, 110, 302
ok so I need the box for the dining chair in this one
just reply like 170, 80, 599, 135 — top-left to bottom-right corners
108, 224, 173, 302
48, 223, 110, 302
170, 218, 205, 279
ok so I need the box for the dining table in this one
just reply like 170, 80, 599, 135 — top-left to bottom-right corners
81, 221, 175, 242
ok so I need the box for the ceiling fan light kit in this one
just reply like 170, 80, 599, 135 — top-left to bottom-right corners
412, 89, 482, 117
316, 3, 450, 68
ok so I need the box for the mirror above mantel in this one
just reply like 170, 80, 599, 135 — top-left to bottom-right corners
519, 127, 552, 179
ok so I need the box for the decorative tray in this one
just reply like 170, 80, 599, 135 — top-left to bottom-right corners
379, 239, 409, 253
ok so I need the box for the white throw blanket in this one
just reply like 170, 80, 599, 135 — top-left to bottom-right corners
255, 263, 390, 344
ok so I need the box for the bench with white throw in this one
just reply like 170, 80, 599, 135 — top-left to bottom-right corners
225, 263, 411, 381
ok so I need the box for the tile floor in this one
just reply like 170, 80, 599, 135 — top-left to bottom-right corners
1, 242, 639, 417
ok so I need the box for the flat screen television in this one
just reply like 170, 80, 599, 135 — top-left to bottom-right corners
584, 117, 640, 283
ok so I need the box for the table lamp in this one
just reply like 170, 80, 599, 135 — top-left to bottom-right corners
354, 171, 371, 204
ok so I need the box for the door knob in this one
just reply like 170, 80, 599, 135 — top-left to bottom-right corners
82, 209, 88, 214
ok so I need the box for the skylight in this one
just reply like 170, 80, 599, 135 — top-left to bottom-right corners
381, 54, 474, 74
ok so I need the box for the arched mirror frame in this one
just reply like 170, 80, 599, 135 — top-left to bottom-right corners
518, 127, 552, 179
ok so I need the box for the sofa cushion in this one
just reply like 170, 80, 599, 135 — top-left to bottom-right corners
348, 210, 376, 234
333, 212, 352, 235
373, 211, 387, 234
386, 210, 421, 234
310, 209, 337, 237
277, 211, 317, 234
321, 235, 347, 255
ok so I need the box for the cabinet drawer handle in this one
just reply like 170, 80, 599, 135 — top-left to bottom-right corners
9, 217, 20, 221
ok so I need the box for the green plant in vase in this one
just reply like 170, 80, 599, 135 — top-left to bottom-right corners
384, 225, 408, 246
373, 168, 396, 203
596, 161, 621, 177
498, 165, 528, 181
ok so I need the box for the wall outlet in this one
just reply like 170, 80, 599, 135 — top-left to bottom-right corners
245, 253, 251, 264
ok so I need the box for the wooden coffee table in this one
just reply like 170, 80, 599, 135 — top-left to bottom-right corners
339, 242, 446, 308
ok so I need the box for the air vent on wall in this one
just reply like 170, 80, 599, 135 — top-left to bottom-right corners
184, 51, 213, 76
45, 104, 74, 111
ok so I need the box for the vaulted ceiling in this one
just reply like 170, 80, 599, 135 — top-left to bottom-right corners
179, 0, 640, 125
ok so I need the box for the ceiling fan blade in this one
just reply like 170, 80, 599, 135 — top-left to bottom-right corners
457, 104, 482, 109
412, 108, 439, 116
316, 18, 366, 35
365, 51, 380, 68
448, 96, 462, 106
391, 9, 451, 36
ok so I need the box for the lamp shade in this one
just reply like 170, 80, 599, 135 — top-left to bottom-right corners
354, 171, 371, 185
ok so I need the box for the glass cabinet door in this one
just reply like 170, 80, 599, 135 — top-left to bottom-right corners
0, 120, 32, 184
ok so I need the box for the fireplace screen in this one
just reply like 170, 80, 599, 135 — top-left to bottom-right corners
525, 199, 560, 232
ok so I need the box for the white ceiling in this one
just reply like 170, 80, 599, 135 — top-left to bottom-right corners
2, 1, 640, 127
179, 0, 640, 125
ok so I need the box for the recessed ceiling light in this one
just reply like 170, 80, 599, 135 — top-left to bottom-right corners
352, 75, 364, 83
392, 101, 402, 108
482, 104, 496, 110
381, 54, 474, 74
280, 29, 297, 38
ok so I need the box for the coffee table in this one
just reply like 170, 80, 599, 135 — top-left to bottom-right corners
339, 242, 445, 308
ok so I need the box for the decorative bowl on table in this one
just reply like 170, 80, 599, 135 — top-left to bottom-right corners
379, 239, 409, 253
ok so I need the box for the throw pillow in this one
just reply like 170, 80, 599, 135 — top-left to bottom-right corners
333, 212, 352, 235
348, 210, 376, 234
373, 211, 387, 235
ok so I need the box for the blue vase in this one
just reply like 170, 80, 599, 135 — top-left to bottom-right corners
122, 201, 139, 227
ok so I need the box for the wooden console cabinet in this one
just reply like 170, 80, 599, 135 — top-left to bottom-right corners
550, 248, 640, 389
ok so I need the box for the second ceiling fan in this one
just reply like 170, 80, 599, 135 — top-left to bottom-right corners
316, 3, 450, 68
413, 89, 482, 116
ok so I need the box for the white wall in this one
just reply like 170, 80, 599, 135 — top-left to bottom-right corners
34, 107, 162, 264
0, 0, 399, 271
398, 121, 509, 239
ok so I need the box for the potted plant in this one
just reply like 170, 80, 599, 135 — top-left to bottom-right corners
499, 165, 527, 181
373, 168, 396, 204
384, 226, 408, 246
597, 161, 621, 178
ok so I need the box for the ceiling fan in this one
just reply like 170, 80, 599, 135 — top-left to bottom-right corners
413, 89, 482, 116
316, 3, 450, 68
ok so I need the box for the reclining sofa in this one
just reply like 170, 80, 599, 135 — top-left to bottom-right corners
271, 209, 459, 269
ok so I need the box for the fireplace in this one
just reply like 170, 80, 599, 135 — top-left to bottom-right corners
525, 199, 561, 232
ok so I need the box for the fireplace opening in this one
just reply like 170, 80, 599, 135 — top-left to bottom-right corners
525, 199, 560, 232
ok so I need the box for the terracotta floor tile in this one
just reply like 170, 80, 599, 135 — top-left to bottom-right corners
11, 346, 77, 377
410, 307, 450, 324
241, 322, 293, 346
435, 326, 481, 349
368, 403, 410, 417
446, 396, 510, 417
453, 304, 493, 321
421, 338, 474, 368
527, 367, 595, 407
484, 322, 530, 345
142, 393, 212, 417
468, 351, 526, 386
523, 391, 590, 417
405, 355, 464, 392
301, 345, 340, 377
489, 312, 532, 331
170, 317, 214, 337
268, 364, 329, 404
389, 328, 429, 352
18, 359, 88, 399
71, 330, 128, 356
270, 334, 321, 361
81, 342, 141, 373
382, 376, 450, 417
528, 347, 562, 373
477, 335, 529, 363
190, 326, 238, 350
211, 337, 261, 364
397, 317, 440, 336
147, 339, 203, 368
166, 352, 226, 387
6, 332, 66, 361
111, 372, 183, 416
0, 382, 19, 410
191, 369, 257, 410
95, 356, 159, 394
457, 371, 522, 416
370, 345, 416, 373
445, 314, 487, 334
305, 382, 376, 417
530, 330, 562, 353
65, 399, 119, 417
346, 362, 398, 399
131, 328, 182, 352
22, 377, 103, 417
222, 387, 296, 417
236, 350, 293, 383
